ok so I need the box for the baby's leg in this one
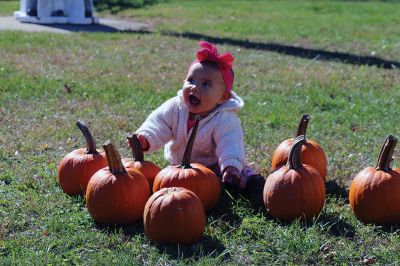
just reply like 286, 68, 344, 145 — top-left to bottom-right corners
241, 165, 266, 207
208, 163, 222, 177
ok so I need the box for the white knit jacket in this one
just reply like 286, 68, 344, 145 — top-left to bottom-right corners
136, 90, 245, 173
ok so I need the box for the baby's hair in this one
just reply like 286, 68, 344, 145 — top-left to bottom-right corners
200, 60, 235, 79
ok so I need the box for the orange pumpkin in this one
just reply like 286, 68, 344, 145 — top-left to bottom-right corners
271, 114, 328, 181
152, 116, 221, 211
349, 135, 400, 224
57, 120, 108, 196
264, 135, 325, 221
123, 133, 161, 191
86, 141, 150, 225
144, 187, 206, 245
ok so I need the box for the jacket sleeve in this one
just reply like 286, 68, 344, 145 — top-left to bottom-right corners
136, 97, 177, 153
213, 112, 245, 173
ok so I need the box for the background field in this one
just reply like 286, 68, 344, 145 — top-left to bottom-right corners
1, 0, 400, 264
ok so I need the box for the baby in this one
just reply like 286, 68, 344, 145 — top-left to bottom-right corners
134, 41, 264, 202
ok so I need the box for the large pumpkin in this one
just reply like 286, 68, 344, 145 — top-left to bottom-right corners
349, 135, 400, 224
57, 120, 108, 196
271, 114, 328, 181
86, 141, 150, 225
152, 116, 221, 211
264, 135, 325, 221
123, 133, 161, 191
144, 187, 206, 245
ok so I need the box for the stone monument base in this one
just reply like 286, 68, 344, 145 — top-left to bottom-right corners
14, 11, 98, 25
14, 0, 98, 25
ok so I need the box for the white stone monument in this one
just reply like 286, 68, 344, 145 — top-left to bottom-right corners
14, 0, 99, 24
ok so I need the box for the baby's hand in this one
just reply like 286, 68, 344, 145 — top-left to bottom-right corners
222, 166, 246, 188
126, 133, 150, 151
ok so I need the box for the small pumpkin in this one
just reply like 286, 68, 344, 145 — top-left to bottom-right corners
152, 116, 221, 211
86, 141, 150, 225
264, 135, 325, 221
57, 120, 108, 196
144, 187, 206, 245
123, 133, 161, 191
349, 135, 400, 224
271, 114, 328, 181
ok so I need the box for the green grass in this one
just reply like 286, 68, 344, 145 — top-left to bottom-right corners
0, 0, 18, 16
1, 0, 400, 264
116, 0, 400, 60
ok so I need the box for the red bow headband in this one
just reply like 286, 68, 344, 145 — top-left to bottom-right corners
193, 41, 235, 92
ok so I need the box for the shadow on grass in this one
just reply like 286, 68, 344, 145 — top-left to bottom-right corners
94, 221, 228, 260
264, 202, 356, 239
37, 22, 151, 33
317, 212, 356, 239
354, 221, 400, 235
153, 235, 227, 261
375, 224, 400, 234
265, 212, 355, 237
26, 21, 400, 70
162, 31, 400, 70
40, 23, 122, 33
94, 220, 145, 237
325, 180, 349, 202
208, 188, 244, 226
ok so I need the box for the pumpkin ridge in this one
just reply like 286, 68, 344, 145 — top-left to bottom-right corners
144, 189, 167, 237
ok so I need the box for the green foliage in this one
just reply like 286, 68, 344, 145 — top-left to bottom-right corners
93, 0, 164, 13
0, 0, 19, 16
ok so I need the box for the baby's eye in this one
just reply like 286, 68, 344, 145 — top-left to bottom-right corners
186, 77, 194, 83
202, 82, 212, 88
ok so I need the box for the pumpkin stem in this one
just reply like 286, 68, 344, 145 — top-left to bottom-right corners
76, 120, 98, 154
181, 115, 201, 169
126, 133, 144, 162
375, 135, 397, 172
103, 140, 126, 174
287, 135, 306, 170
296, 115, 310, 139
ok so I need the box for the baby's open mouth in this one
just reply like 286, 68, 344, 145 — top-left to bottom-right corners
189, 94, 201, 106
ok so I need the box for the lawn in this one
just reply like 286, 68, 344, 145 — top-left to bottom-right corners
1, 0, 400, 264
0, 0, 18, 16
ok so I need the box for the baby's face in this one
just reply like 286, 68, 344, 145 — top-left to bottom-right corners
182, 62, 230, 116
